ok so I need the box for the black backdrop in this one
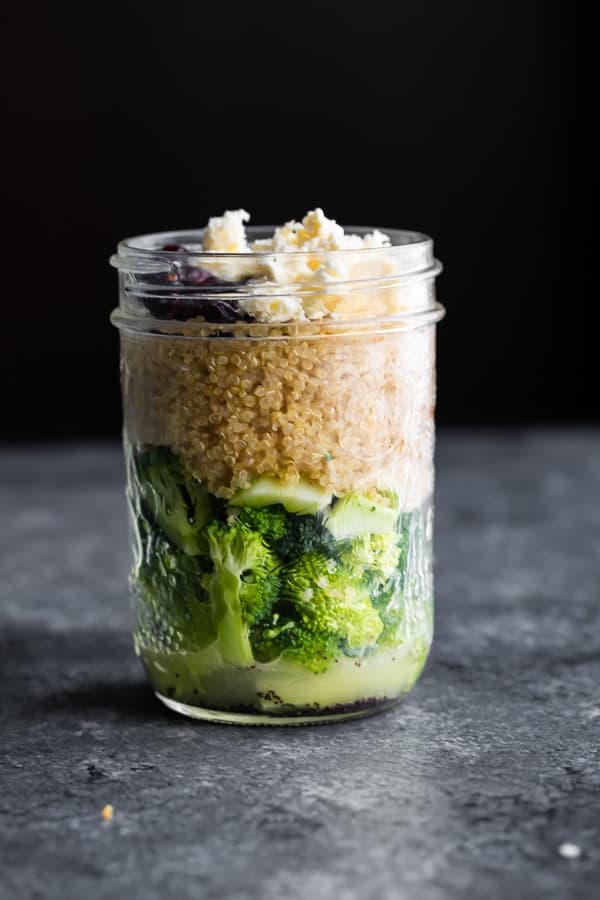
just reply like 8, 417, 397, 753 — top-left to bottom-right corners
3, 0, 574, 439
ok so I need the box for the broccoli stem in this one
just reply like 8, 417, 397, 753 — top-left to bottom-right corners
211, 566, 254, 668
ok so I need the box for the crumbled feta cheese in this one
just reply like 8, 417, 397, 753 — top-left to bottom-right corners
200, 207, 428, 324
251, 208, 390, 253
202, 209, 249, 253
238, 295, 307, 324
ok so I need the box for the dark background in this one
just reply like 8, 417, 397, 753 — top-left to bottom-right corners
3, 1, 574, 439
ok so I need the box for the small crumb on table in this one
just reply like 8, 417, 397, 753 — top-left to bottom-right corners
558, 842, 581, 859
101, 804, 114, 821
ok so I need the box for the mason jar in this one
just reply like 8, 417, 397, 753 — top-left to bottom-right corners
110, 225, 444, 724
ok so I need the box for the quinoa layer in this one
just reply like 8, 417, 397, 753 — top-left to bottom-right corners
121, 325, 435, 508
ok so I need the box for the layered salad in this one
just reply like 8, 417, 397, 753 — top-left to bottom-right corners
116, 209, 438, 721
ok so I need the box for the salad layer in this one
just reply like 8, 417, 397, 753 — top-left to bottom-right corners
128, 445, 432, 712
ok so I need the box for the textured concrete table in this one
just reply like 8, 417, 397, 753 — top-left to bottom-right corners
1, 432, 599, 900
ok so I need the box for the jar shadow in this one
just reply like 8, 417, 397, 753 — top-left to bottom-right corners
0, 623, 169, 723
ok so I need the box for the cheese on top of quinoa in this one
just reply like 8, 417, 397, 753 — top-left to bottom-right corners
202, 209, 250, 253
199, 209, 424, 324
202, 207, 390, 255
249, 207, 390, 253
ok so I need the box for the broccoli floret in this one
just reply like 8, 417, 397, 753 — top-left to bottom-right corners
336, 531, 407, 648
271, 512, 337, 564
339, 531, 402, 582
133, 447, 215, 555
258, 551, 384, 672
230, 505, 288, 542
134, 527, 215, 654
231, 501, 337, 565
202, 522, 281, 668
250, 603, 341, 672
249, 605, 304, 664
134, 468, 282, 666
370, 574, 405, 646
285, 552, 383, 649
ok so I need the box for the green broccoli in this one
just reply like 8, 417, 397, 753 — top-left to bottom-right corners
255, 551, 383, 672
336, 531, 407, 647
324, 489, 400, 539
370, 511, 432, 647
132, 462, 282, 669
230, 504, 288, 542
339, 531, 402, 582
130, 444, 417, 677
367, 572, 405, 646
249, 604, 303, 664
133, 527, 215, 655
230, 476, 332, 514
133, 447, 215, 555
202, 522, 281, 668
285, 552, 383, 648
271, 512, 338, 564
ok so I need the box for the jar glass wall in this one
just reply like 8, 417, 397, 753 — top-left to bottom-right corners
111, 225, 444, 724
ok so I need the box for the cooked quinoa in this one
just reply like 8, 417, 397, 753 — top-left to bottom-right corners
121, 324, 435, 509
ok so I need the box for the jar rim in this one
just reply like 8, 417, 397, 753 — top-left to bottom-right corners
112, 225, 438, 279
110, 225, 444, 334
117, 225, 431, 256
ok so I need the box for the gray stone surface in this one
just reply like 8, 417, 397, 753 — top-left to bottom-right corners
1, 431, 599, 900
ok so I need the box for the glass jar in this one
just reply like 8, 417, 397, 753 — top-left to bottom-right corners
110, 226, 444, 724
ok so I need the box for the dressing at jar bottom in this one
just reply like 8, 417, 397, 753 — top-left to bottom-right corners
143, 639, 432, 725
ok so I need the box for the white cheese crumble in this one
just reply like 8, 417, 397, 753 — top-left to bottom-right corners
239, 295, 305, 324
202, 209, 250, 253
249, 207, 390, 253
199, 208, 427, 323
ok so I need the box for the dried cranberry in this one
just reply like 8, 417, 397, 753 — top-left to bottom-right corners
181, 266, 218, 286
142, 295, 250, 324
143, 296, 202, 320
205, 299, 249, 324
139, 265, 252, 325
161, 243, 187, 252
